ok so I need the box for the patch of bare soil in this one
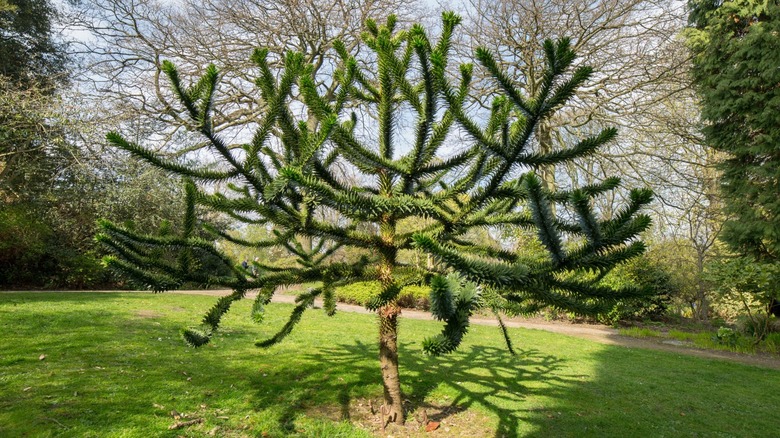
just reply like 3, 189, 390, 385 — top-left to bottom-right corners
308, 398, 494, 438
136, 309, 162, 318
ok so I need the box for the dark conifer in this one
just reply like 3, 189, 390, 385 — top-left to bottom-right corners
688, 0, 780, 264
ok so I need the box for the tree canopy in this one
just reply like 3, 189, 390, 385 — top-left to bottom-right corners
0, 0, 66, 88
97, 13, 653, 424
688, 0, 780, 264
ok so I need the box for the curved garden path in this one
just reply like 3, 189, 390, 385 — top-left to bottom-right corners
6, 289, 777, 369
171, 289, 780, 370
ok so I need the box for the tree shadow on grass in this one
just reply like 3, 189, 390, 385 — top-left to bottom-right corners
256, 340, 581, 437
8, 294, 780, 437
2, 294, 582, 436
517, 343, 780, 438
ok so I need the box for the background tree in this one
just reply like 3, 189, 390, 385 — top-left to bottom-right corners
97, 14, 653, 424
0, 0, 189, 288
1, 0, 67, 200
459, 0, 689, 195
65, 0, 424, 152
0, 75, 186, 287
687, 0, 780, 312
0, 0, 66, 87
706, 255, 779, 340
459, 0, 730, 321
0, 0, 75, 287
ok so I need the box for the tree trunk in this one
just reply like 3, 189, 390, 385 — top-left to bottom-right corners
375, 161, 404, 424
695, 249, 709, 321
378, 301, 404, 424
537, 121, 558, 219
376, 202, 404, 425
537, 121, 556, 194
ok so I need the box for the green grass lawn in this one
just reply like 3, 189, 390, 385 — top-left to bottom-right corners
619, 325, 780, 355
1, 292, 778, 437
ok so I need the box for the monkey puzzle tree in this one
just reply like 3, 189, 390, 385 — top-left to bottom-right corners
97, 13, 653, 425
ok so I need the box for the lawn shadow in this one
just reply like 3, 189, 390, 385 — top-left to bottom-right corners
286, 340, 579, 437
1, 294, 609, 436
515, 341, 780, 438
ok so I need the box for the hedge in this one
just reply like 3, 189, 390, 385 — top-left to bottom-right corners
334, 281, 430, 310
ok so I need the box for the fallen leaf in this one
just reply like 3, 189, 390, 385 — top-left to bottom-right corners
168, 418, 203, 430
426, 421, 440, 432
23, 387, 32, 392
39, 354, 46, 361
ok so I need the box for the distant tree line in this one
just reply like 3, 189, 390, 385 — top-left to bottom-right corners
0, 0, 185, 288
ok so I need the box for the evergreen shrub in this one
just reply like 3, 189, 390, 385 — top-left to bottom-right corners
335, 281, 430, 310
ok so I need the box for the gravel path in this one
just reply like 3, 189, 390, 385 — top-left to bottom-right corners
6, 289, 779, 369
169, 289, 780, 370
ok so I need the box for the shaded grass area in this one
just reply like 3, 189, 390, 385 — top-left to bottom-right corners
0, 292, 778, 437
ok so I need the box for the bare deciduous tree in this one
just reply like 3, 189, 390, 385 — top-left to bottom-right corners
66, 0, 425, 151
459, 0, 691, 195
457, 0, 727, 316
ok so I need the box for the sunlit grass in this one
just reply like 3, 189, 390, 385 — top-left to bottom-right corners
618, 327, 664, 339
620, 325, 780, 355
1, 292, 779, 437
